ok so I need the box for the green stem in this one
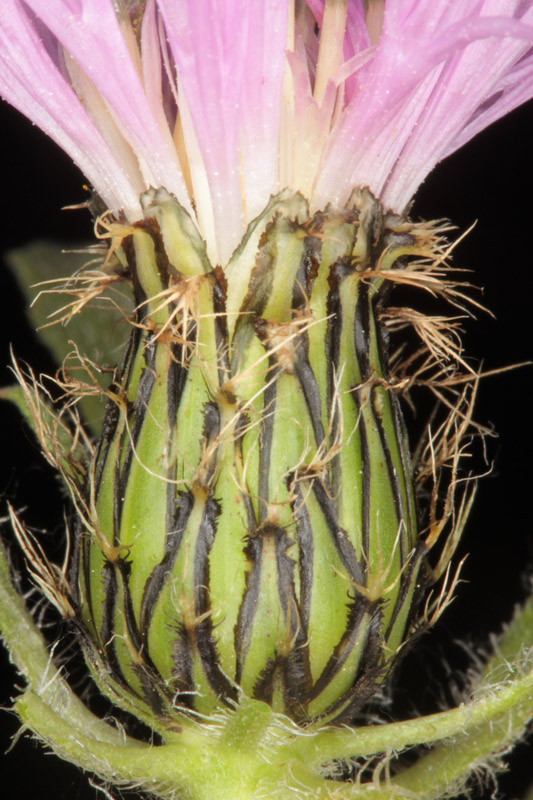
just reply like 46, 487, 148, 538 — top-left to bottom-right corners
283, 666, 533, 767
15, 690, 328, 800
482, 593, 533, 680
388, 595, 533, 799
392, 715, 530, 799
282, 594, 533, 771
0, 543, 125, 747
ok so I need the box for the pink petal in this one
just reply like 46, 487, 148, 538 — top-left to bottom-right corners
157, 0, 289, 264
314, 0, 533, 212
0, 0, 143, 217
304, 0, 371, 102
139, 0, 166, 125
441, 48, 533, 157
238, 1, 290, 227
22, 0, 190, 213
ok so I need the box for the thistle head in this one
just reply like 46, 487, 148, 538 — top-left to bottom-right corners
1, 0, 532, 770
10, 185, 476, 732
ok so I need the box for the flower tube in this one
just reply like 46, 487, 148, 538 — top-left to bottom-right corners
1, 2, 533, 798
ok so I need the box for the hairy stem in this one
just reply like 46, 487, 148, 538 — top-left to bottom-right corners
0, 543, 125, 747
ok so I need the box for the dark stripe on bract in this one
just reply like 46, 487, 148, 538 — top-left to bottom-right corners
193, 496, 219, 616
289, 479, 314, 633
325, 260, 351, 480
167, 342, 188, 429
239, 221, 277, 317
93, 329, 142, 555
211, 267, 231, 388
355, 599, 384, 683
323, 285, 335, 415
117, 336, 157, 525
166, 470, 177, 538
193, 497, 238, 701
392, 391, 418, 529
274, 528, 312, 717
310, 593, 369, 700
325, 261, 345, 385
93, 393, 121, 496
372, 284, 391, 367
366, 292, 408, 538
274, 528, 297, 630
68, 517, 83, 608
203, 401, 220, 441
134, 217, 172, 287
139, 491, 194, 641
235, 412, 258, 533
132, 663, 165, 715
249, 533, 293, 706
293, 339, 325, 449
234, 536, 263, 684
364, 197, 383, 260
116, 557, 170, 710
99, 559, 131, 690
383, 541, 424, 642
371, 385, 403, 528
116, 558, 143, 655
78, 530, 93, 627
122, 236, 146, 310
312, 479, 365, 586
309, 594, 372, 702
252, 655, 279, 706
112, 455, 121, 548
171, 621, 195, 705
350, 390, 371, 562
353, 282, 371, 382
292, 234, 320, 309
282, 648, 310, 721
318, 604, 384, 724
99, 558, 116, 650
199, 401, 221, 487
93, 325, 140, 497
257, 363, 278, 523
231, 218, 280, 370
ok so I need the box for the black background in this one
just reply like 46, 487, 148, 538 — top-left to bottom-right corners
0, 98, 532, 799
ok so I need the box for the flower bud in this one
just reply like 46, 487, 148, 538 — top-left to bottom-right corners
75, 188, 429, 726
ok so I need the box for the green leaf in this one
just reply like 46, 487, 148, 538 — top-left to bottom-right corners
5, 240, 133, 436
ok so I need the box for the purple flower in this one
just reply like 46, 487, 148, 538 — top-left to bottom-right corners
1, 0, 532, 264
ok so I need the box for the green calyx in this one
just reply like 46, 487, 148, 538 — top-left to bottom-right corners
4, 189, 532, 800
3, 535, 533, 800
73, 187, 439, 728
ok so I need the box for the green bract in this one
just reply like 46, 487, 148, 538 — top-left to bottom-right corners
7, 188, 526, 800
69, 188, 443, 727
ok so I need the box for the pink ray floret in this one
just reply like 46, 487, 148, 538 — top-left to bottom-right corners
0, 0, 532, 264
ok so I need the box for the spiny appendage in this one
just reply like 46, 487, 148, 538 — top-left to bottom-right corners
13, 188, 482, 729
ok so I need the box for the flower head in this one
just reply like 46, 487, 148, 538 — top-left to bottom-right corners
3, 5, 533, 792
1, 0, 532, 265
